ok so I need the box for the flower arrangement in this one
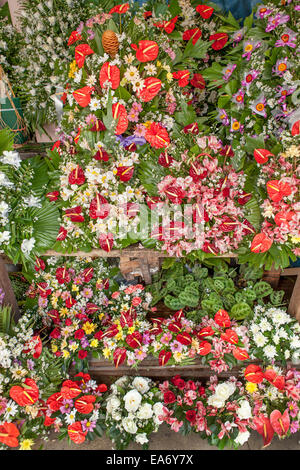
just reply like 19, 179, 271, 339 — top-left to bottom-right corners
0, 307, 65, 450
0, 14, 22, 94
0, 130, 60, 266
247, 305, 300, 364
105, 375, 163, 449
15, 0, 96, 130
25, 255, 119, 369
244, 364, 300, 447
106, 282, 153, 321
44, 372, 107, 445
148, 310, 199, 366
202, 0, 300, 155
95, 315, 152, 368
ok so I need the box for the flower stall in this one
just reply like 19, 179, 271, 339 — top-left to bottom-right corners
0, 0, 299, 452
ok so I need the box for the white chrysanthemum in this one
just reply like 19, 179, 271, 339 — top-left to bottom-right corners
259, 319, 272, 332
253, 332, 267, 347
21, 237, 36, 255
263, 344, 277, 360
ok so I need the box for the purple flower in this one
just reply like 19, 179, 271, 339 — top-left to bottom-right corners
60, 399, 74, 414
287, 401, 299, 418
232, 89, 245, 109
81, 419, 96, 432
230, 118, 244, 134
275, 29, 297, 49
290, 421, 299, 433
77, 21, 84, 34
27, 359, 35, 370
0, 397, 8, 416
222, 64, 236, 81
115, 134, 146, 147
255, 5, 272, 19
170, 340, 183, 353
217, 109, 229, 126
232, 28, 245, 44
275, 85, 296, 103
250, 95, 267, 118
266, 13, 290, 32
241, 69, 260, 90
272, 57, 289, 76
0, 288, 4, 305
81, 337, 90, 348
242, 40, 261, 61
142, 332, 151, 345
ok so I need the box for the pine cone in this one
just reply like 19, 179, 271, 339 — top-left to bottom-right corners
102, 30, 119, 58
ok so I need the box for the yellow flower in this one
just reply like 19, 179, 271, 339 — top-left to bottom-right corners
143, 121, 152, 129
115, 319, 120, 326
82, 322, 96, 335
166, 72, 173, 83
69, 343, 79, 352
90, 339, 99, 348
128, 326, 135, 334
162, 64, 171, 73
116, 332, 124, 341
245, 382, 258, 394
156, 60, 162, 67
19, 439, 34, 450
291, 236, 300, 244
68, 60, 78, 78
103, 347, 111, 358
72, 284, 79, 292
98, 313, 105, 321
51, 343, 58, 353
62, 350, 70, 359
59, 307, 69, 317
61, 339, 67, 350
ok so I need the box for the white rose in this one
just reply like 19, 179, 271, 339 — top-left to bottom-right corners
124, 390, 142, 413
132, 377, 150, 394
236, 400, 252, 420
214, 382, 236, 401
137, 403, 153, 420
234, 430, 250, 446
207, 395, 225, 409
153, 402, 164, 416
106, 397, 120, 414
122, 417, 137, 434
135, 433, 148, 445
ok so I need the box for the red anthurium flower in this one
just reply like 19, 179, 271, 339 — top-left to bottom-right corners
85, 303, 99, 315
44, 416, 56, 427
112, 102, 128, 135
197, 326, 215, 339
173, 70, 190, 87
196, 5, 214, 19
131, 40, 159, 62
270, 410, 290, 437
198, 341, 212, 356
219, 145, 234, 158
116, 165, 134, 182
184, 122, 199, 135
120, 312, 134, 328
159, 350, 172, 366
89, 194, 110, 219
109, 3, 129, 14
37, 282, 52, 298
68, 31, 82, 46
74, 128, 81, 144
113, 348, 127, 368
158, 151, 174, 167
75, 44, 94, 68
61, 380, 81, 399
74, 395, 96, 414
64, 206, 85, 223
190, 73, 205, 89
253, 415, 274, 447
168, 321, 182, 333
145, 122, 170, 148
49, 327, 61, 339
274, 210, 294, 227
221, 328, 239, 345
209, 33, 229, 50
34, 257, 45, 272
193, 204, 209, 224
0, 422, 20, 448
10, 378, 39, 406
174, 310, 184, 322
219, 216, 239, 233
121, 202, 140, 218
273, 375, 286, 390
23, 335, 42, 359
73, 86, 94, 107
66, 297, 77, 308
126, 331, 143, 349
125, 142, 137, 152
266, 180, 292, 202
244, 364, 264, 383
51, 140, 61, 152
233, 347, 249, 361
154, 16, 178, 34
99, 62, 120, 90
254, 148, 274, 164
241, 219, 256, 236
146, 196, 164, 210
251, 233, 273, 253
93, 147, 110, 161
189, 162, 207, 182
238, 191, 252, 205
144, 11, 152, 19
68, 422, 87, 444
163, 221, 185, 241
46, 191, 60, 201
47, 392, 64, 412
183, 28, 202, 45
81, 267, 94, 283
164, 186, 186, 204
176, 332, 192, 345
149, 325, 163, 335
89, 119, 106, 132
291, 120, 300, 136
214, 309, 231, 328
56, 266, 71, 284
56, 226, 68, 241
138, 77, 162, 102
264, 368, 277, 383
99, 233, 114, 252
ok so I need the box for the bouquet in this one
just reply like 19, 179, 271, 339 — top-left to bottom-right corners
105, 375, 163, 449
106, 282, 153, 321
244, 364, 300, 447
247, 305, 300, 364
44, 372, 107, 445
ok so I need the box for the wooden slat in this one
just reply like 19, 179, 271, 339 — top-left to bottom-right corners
288, 271, 300, 322
0, 257, 20, 321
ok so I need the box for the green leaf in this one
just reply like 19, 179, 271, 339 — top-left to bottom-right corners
183, 39, 210, 59
174, 100, 197, 126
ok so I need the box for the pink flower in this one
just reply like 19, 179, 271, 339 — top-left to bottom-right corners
82, 287, 93, 299
111, 291, 120, 299
161, 332, 172, 345
132, 296, 142, 306
170, 418, 183, 432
